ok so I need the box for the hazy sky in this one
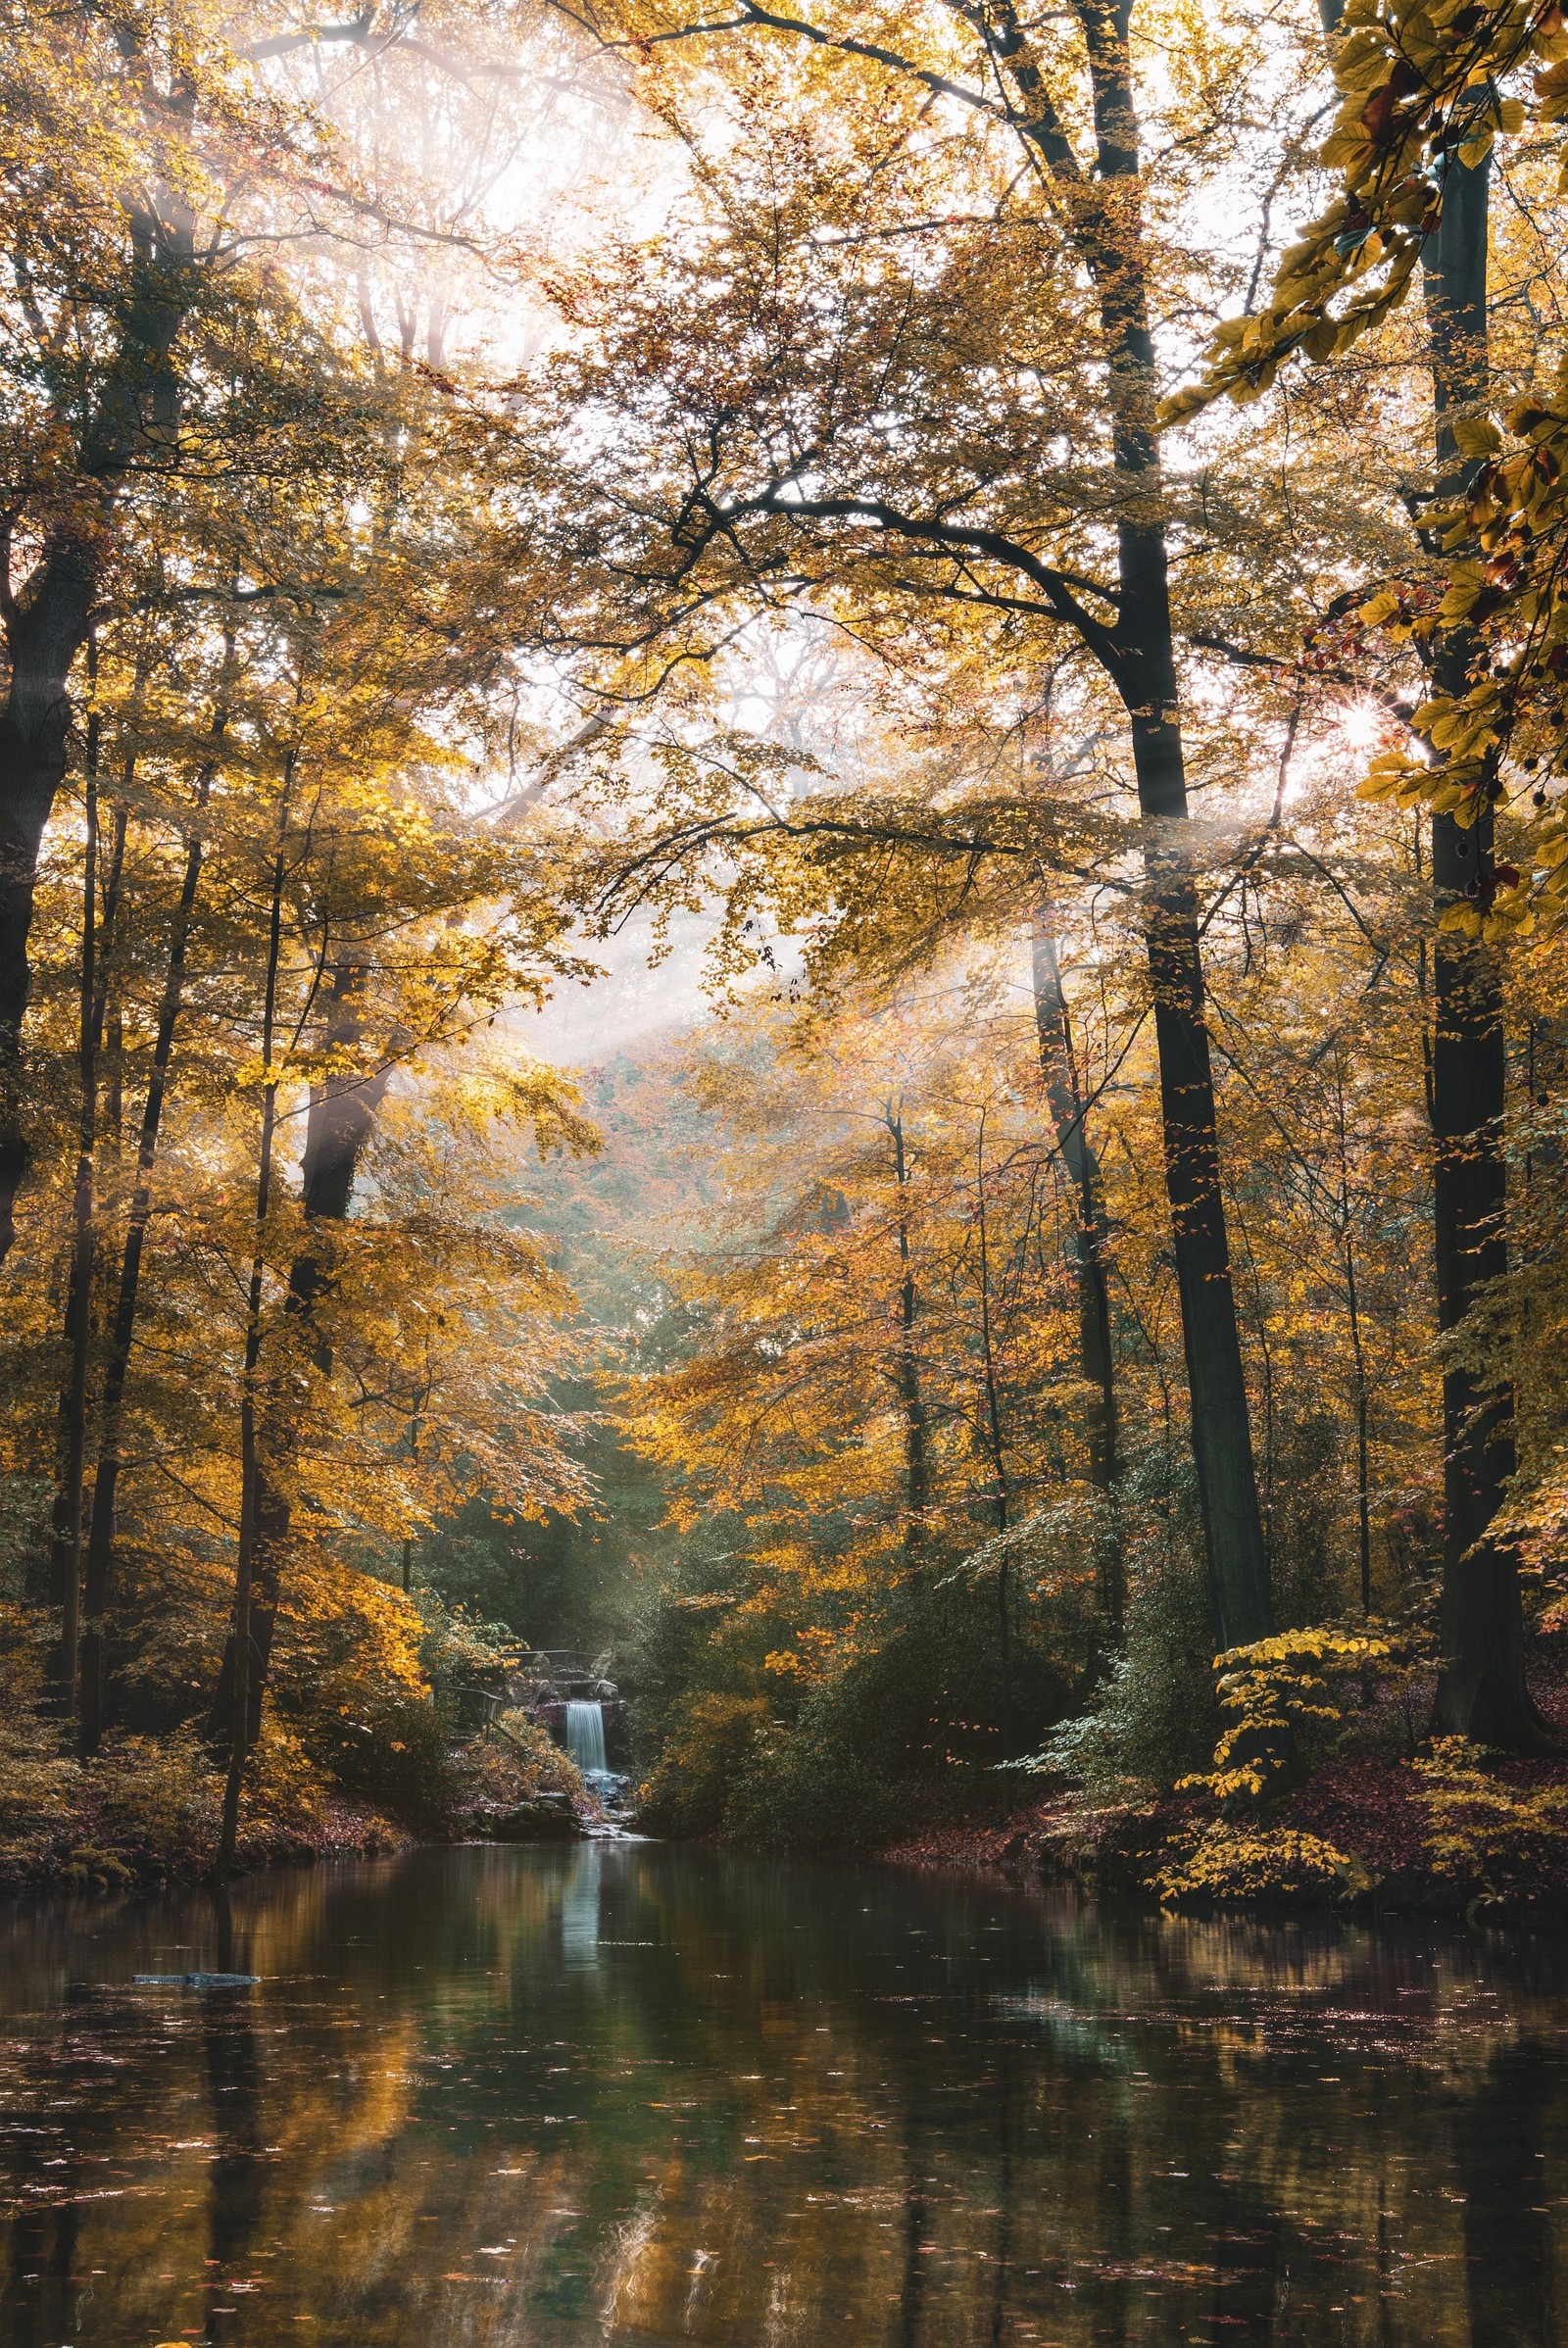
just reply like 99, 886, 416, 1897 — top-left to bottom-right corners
518, 907, 714, 1069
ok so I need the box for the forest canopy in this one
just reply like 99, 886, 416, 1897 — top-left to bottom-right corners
5, 0, 1568, 1898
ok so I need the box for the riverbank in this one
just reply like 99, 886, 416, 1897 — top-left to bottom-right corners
0, 1713, 605, 1892
881, 1744, 1568, 1921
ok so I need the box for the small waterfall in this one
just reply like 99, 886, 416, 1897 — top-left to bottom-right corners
565, 1698, 608, 1776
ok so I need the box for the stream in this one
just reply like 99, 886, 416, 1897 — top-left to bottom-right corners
1, 1840, 1564, 2344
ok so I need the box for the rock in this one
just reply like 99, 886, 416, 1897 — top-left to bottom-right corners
487, 1800, 582, 1842
132, 1972, 260, 1989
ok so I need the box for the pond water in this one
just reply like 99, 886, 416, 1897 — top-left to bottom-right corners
1, 1841, 1564, 2346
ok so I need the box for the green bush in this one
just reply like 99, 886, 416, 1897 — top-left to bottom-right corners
414, 1589, 517, 1729
638, 1692, 771, 1836
1032, 1451, 1219, 1804
0, 1607, 79, 1872
720, 1692, 905, 1849
85, 1728, 224, 1875
630, 1520, 1094, 1847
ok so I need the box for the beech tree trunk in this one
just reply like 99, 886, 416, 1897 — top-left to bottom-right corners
49, 774, 128, 1682
886, 1104, 929, 1569
0, 560, 96, 1261
972, 1114, 1014, 1757
1031, 924, 1123, 1629
1422, 153, 1551, 1748
1074, 0, 1274, 1654
77, 795, 209, 1756
0, 182, 196, 1260
49, 715, 99, 1714
47, 712, 133, 1713
209, 955, 394, 1755
653, 0, 1277, 1655
220, 784, 292, 1876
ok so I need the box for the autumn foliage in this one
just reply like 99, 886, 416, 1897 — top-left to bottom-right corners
7, 0, 1568, 1899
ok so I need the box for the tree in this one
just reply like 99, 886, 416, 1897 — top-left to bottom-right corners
1175, 0, 1568, 1740
511, 0, 1396, 1648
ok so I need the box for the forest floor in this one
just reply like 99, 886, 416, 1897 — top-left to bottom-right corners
882, 1682, 1568, 1922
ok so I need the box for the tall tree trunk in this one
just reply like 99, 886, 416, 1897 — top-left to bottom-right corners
219, 773, 293, 1876
973, 1113, 1013, 1764
48, 771, 129, 1664
209, 954, 394, 1754
1346, 1230, 1373, 1618
886, 1103, 928, 1570
47, 704, 131, 1713
1030, 922, 1123, 1630
1422, 154, 1550, 1746
1071, 0, 1273, 1653
0, 567, 92, 1262
0, 177, 198, 1261
76, 782, 210, 1757
49, 698, 99, 1716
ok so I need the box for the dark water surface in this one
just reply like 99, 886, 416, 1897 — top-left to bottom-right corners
1, 1842, 1565, 2346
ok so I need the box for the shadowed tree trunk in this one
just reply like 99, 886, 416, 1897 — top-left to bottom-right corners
0, 546, 99, 1265
1031, 921, 1123, 1631
0, 178, 197, 1262
885, 1101, 929, 1569
1315, 0, 1544, 1747
48, 738, 129, 1707
972, 1111, 1014, 1763
76, 775, 212, 1757
209, 954, 395, 1756
1035, 0, 1273, 1652
1422, 151, 1552, 1748
49, 689, 100, 1713
219, 769, 294, 1875
583, 0, 1278, 1649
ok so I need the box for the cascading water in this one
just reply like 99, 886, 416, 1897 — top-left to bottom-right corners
565, 1699, 608, 1777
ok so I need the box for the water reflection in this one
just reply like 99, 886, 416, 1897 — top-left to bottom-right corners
0, 1844, 1565, 2343
562, 1844, 603, 1972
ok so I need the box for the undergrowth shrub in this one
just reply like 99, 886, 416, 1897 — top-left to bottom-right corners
0, 1607, 78, 1873
415, 1590, 518, 1730
1032, 1452, 1217, 1802
720, 1687, 905, 1849
269, 1560, 456, 1824
638, 1692, 771, 1837
465, 1708, 589, 1816
88, 1728, 220, 1875
243, 1719, 331, 1845
631, 1498, 1098, 1847
1148, 1821, 1376, 1905
1178, 1624, 1428, 1801
1412, 1737, 1568, 1909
